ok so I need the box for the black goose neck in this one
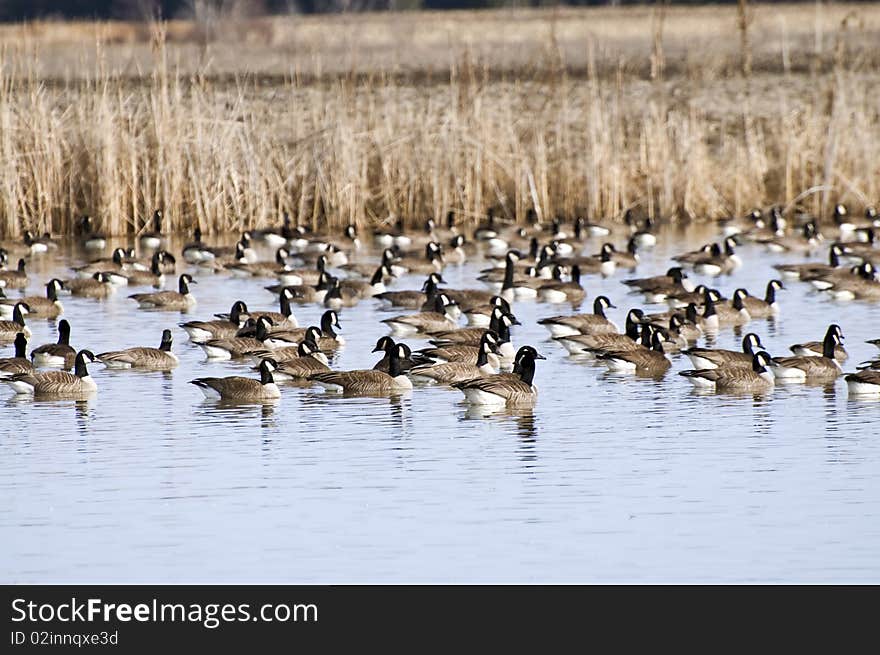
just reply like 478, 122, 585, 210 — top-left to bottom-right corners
518, 354, 536, 385
74, 353, 90, 378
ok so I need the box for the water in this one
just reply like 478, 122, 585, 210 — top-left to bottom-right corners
2, 224, 879, 583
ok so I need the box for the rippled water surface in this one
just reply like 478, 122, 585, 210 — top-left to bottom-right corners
2, 223, 880, 582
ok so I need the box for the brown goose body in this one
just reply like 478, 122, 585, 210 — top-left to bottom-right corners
5, 350, 98, 396
129, 274, 196, 311
97, 330, 178, 371
0, 333, 33, 375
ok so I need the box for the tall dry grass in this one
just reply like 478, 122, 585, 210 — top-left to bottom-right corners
1, 5, 879, 239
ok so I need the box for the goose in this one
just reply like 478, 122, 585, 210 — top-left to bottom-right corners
868, 338, 880, 351
691, 238, 741, 276
720, 208, 765, 238
251, 213, 294, 249
309, 343, 413, 394
538, 296, 618, 337
382, 293, 459, 336
139, 210, 164, 249
0, 259, 28, 290
428, 307, 518, 355
182, 228, 214, 263
623, 267, 693, 302
700, 288, 750, 330
773, 244, 844, 281
0, 279, 64, 319
462, 295, 513, 327
769, 331, 843, 382
610, 237, 640, 270
328, 267, 389, 304
789, 324, 847, 362
844, 370, 880, 396
71, 247, 131, 278
240, 289, 299, 329
839, 229, 877, 263
374, 273, 445, 309
23, 231, 57, 255
339, 249, 399, 279
200, 317, 272, 360
596, 327, 671, 375
119, 251, 166, 288
261, 311, 344, 350
180, 300, 249, 343
246, 330, 330, 366
62, 272, 115, 298
415, 331, 502, 369
832, 203, 855, 237
79, 216, 107, 251
679, 351, 775, 392
630, 215, 658, 249
741, 207, 787, 242
273, 254, 327, 288
30, 319, 76, 369
802, 259, 874, 292
537, 265, 586, 304
394, 242, 445, 275
683, 333, 766, 370
265, 272, 334, 304
553, 308, 644, 356
0, 332, 33, 376
307, 224, 360, 253
444, 234, 468, 264
190, 358, 281, 402
555, 243, 617, 278
225, 247, 291, 279
822, 264, 880, 301
651, 315, 691, 353
740, 280, 783, 318
129, 274, 196, 310
760, 221, 823, 254
5, 349, 98, 396
97, 329, 179, 371
267, 341, 331, 381
410, 336, 498, 384
0, 302, 31, 340
373, 218, 411, 248
581, 216, 612, 238
371, 336, 435, 373
451, 345, 544, 406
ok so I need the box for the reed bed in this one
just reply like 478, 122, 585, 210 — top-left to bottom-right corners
0, 5, 879, 239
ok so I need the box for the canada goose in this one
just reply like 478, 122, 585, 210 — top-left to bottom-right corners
445, 234, 468, 264
789, 324, 847, 362
265, 272, 334, 304
374, 273, 445, 309
191, 358, 281, 402
769, 331, 843, 382
538, 296, 618, 337
802, 259, 874, 292
129, 274, 196, 310
415, 331, 502, 369
610, 237, 640, 270
740, 280, 784, 318
720, 208, 765, 238
679, 351, 775, 392
773, 244, 844, 281
596, 327, 671, 375
740, 206, 786, 242
0, 302, 31, 341
97, 329, 179, 371
553, 308, 644, 356
821, 264, 880, 301
868, 338, 880, 351
119, 251, 166, 288
382, 293, 459, 336
451, 345, 544, 406
241, 289, 299, 329
307, 223, 360, 253
760, 220, 823, 254
30, 319, 76, 369
246, 330, 330, 366
180, 300, 249, 343
251, 213, 293, 249
5, 349, 98, 396
462, 295, 513, 327
23, 231, 57, 255
200, 317, 272, 360
684, 333, 766, 369
309, 343, 413, 394
0, 279, 64, 319
182, 228, 213, 263
274, 254, 327, 287
79, 216, 106, 251
139, 210, 164, 249
691, 238, 741, 276
71, 248, 131, 278
225, 247, 291, 279
63, 272, 115, 298
371, 336, 435, 373
628, 213, 658, 248
268, 341, 331, 381
623, 267, 693, 302
0, 332, 33, 376
428, 307, 518, 357
0, 259, 28, 290
395, 241, 445, 275
832, 203, 855, 236
701, 288, 751, 330
556, 243, 617, 278
329, 267, 389, 304
537, 265, 586, 304
844, 370, 880, 396
438, 285, 498, 313
410, 336, 498, 384
261, 311, 344, 350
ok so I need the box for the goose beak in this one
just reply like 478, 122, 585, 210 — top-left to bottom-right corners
534, 352, 547, 360
510, 316, 522, 326
607, 303, 617, 309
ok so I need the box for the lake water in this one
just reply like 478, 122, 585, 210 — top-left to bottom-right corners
2, 223, 879, 583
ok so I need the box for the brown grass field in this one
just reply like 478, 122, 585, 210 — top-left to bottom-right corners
1, 4, 879, 238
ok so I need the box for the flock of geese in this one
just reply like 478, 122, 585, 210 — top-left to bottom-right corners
1, 203, 880, 405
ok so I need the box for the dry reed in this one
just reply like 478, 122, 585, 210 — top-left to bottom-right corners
0, 5, 879, 239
